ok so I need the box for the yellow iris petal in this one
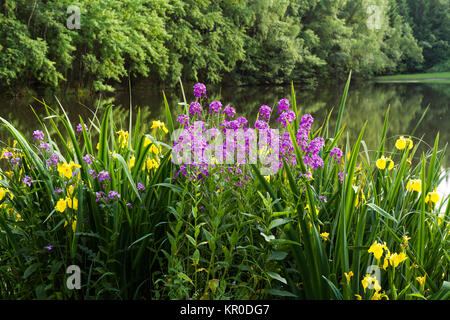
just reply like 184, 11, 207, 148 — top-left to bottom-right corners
55, 198, 67, 212
395, 136, 407, 150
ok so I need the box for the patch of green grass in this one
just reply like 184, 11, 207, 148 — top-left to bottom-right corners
375, 72, 450, 83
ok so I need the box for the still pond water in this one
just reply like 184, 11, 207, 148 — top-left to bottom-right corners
1, 79, 449, 197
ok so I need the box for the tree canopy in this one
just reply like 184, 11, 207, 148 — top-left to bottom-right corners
0, 0, 447, 90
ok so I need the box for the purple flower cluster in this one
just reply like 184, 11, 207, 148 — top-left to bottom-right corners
2, 151, 13, 159
223, 105, 236, 119
76, 123, 88, 132
33, 130, 45, 141
53, 188, 63, 194
259, 105, 271, 121
236, 117, 248, 127
338, 172, 345, 183
209, 101, 222, 114
95, 190, 120, 202
137, 182, 145, 192
255, 120, 269, 130
171, 84, 344, 183
97, 170, 111, 184
277, 110, 296, 128
83, 154, 94, 165
108, 191, 121, 200
189, 102, 202, 117
46, 153, 60, 169
296, 114, 314, 151
22, 175, 32, 187
277, 99, 290, 114
193, 83, 207, 99
177, 114, 190, 126
330, 147, 343, 162
303, 137, 325, 170
38, 142, 51, 154
10, 157, 21, 167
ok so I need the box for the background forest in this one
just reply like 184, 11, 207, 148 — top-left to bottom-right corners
0, 0, 449, 91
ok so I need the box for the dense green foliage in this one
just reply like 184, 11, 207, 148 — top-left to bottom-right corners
0, 0, 448, 90
0, 77, 448, 300
395, 0, 450, 72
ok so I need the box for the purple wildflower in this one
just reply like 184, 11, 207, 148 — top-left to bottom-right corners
44, 245, 53, 250
338, 172, 344, 183
236, 117, 248, 128
277, 110, 296, 127
83, 154, 94, 165
53, 188, 63, 194
307, 137, 325, 155
259, 105, 271, 121
89, 169, 97, 178
97, 170, 111, 184
46, 153, 60, 169
22, 175, 32, 187
209, 101, 222, 114
296, 114, 314, 151
137, 182, 145, 192
193, 83, 207, 99
38, 142, 51, 153
32, 130, 45, 141
330, 147, 343, 161
177, 114, 190, 126
95, 191, 106, 202
223, 105, 236, 119
255, 120, 269, 130
1, 151, 13, 159
277, 99, 290, 114
76, 123, 88, 132
189, 102, 202, 117
108, 191, 121, 200
10, 157, 21, 166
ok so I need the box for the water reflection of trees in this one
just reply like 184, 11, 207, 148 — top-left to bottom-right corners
1, 82, 447, 168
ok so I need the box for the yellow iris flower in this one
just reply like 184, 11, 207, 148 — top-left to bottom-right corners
151, 120, 168, 134
371, 290, 389, 300
64, 217, 77, 232
128, 156, 136, 169
361, 274, 381, 293
344, 271, 354, 285
395, 136, 413, 151
117, 130, 129, 148
416, 275, 426, 286
384, 252, 408, 269
65, 197, 78, 211
425, 191, 440, 204
0, 188, 6, 201
55, 198, 67, 212
320, 232, 329, 241
406, 179, 422, 192
376, 156, 394, 170
368, 241, 388, 261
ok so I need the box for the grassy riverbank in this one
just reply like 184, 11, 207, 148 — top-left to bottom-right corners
375, 72, 450, 83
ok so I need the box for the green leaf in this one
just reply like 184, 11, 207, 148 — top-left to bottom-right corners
266, 251, 288, 261
265, 289, 297, 298
269, 218, 290, 230
267, 272, 287, 284
366, 203, 398, 224
23, 263, 40, 279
